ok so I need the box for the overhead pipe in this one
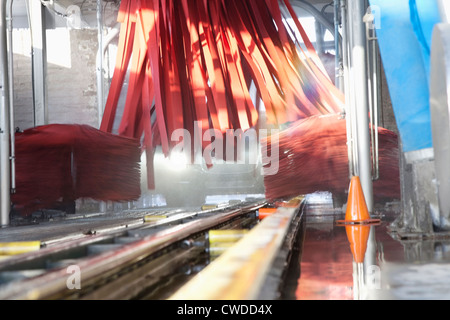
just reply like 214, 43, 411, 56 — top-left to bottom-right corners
0, 0, 10, 226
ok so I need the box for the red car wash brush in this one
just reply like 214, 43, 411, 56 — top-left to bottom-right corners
12, 124, 141, 216
262, 114, 400, 202
98, 0, 401, 204
100, 0, 344, 188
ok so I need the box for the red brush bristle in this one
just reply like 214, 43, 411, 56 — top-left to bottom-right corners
12, 124, 141, 216
262, 114, 400, 202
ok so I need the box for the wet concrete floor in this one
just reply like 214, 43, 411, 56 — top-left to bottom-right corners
292, 193, 450, 300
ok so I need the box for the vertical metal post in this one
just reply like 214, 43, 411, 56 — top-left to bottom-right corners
29, 0, 47, 126
0, 0, 10, 226
7, 0, 14, 193
342, 0, 357, 178
314, 20, 324, 56
350, 0, 373, 212
364, 7, 380, 180
97, 0, 106, 213
97, 0, 103, 128
334, 0, 343, 91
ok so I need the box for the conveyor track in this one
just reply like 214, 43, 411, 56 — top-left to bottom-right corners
0, 201, 266, 299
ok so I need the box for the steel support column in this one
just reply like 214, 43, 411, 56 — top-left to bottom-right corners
97, 0, 103, 128
348, 0, 373, 212
334, 0, 343, 91
7, 0, 14, 193
0, 0, 10, 226
29, 0, 47, 126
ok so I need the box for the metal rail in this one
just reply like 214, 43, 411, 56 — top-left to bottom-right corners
0, 201, 266, 299
169, 197, 304, 300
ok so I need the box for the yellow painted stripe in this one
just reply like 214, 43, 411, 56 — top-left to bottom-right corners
208, 230, 248, 243
201, 205, 217, 210
208, 241, 237, 249
169, 206, 300, 300
143, 215, 167, 222
208, 246, 233, 256
0, 241, 41, 255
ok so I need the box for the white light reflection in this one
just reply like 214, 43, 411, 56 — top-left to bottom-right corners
168, 150, 189, 171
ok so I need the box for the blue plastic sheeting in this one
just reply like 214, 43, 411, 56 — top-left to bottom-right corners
368, 0, 441, 153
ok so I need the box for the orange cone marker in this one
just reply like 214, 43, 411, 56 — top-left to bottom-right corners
345, 225, 370, 263
337, 176, 380, 225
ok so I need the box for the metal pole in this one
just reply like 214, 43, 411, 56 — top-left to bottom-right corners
96, 0, 103, 128
334, 0, 343, 91
343, 0, 360, 179
341, 0, 355, 177
350, 0, 373, 212
29, 0, 47, 126
7, 0, 14, 193
96, 0, 106, 213
364, 8, 380, 181
0, 0, 10, 226
97, 22, 120, 125
371, 38, 380, 180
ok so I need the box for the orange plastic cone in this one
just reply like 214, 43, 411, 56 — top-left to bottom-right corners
337, 176, 380, 225
345, 225, 370, 263
345, 176, 370, 222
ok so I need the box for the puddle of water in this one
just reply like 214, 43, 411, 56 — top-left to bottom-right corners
288, 195, 450, 300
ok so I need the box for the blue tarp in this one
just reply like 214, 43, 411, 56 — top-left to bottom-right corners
368, 0, 441, 152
